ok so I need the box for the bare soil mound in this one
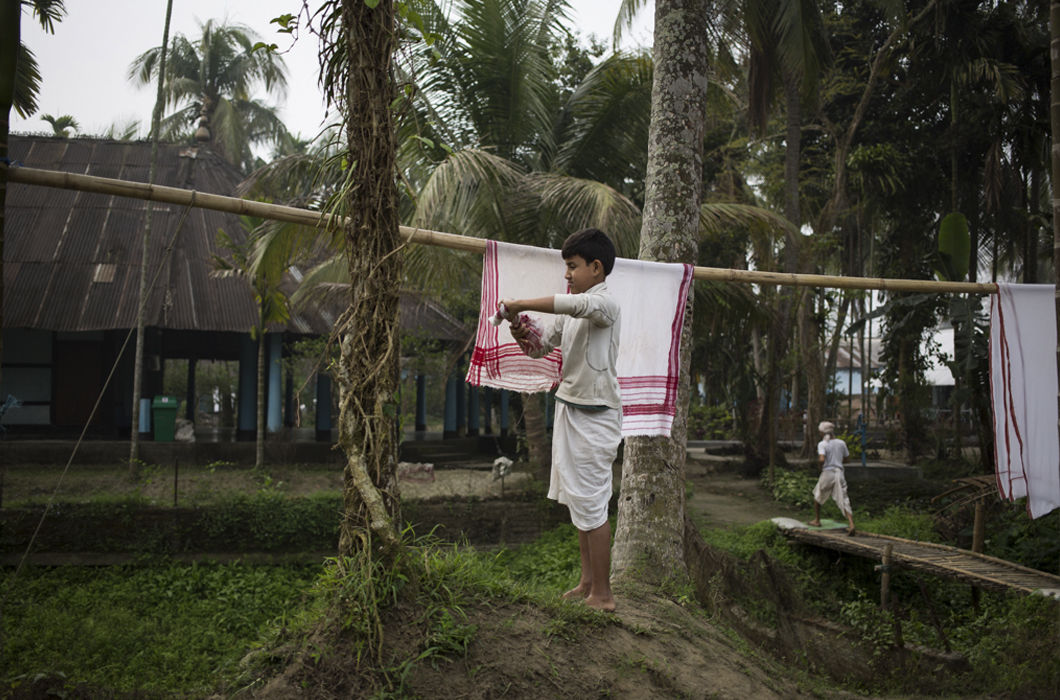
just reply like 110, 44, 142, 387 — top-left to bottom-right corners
255, 592, 844, 699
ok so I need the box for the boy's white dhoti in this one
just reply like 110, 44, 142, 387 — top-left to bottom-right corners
813, 468, 852, 519
549, 402, 622, 531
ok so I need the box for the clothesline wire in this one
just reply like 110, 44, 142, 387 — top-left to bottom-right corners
7, 165, 999, 295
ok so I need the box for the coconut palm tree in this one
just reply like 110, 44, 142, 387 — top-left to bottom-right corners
0, 0, 64, 507
39, 112, 77, 136
128, 19, 290, 172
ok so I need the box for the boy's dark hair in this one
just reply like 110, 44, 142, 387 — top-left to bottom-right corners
561, 228, 616, 275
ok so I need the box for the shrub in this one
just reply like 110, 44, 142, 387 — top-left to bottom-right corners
687, 404, 734, 440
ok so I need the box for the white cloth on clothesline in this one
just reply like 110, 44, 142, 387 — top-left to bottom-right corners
989, 282, 1060, 519
466, 239, 693, 437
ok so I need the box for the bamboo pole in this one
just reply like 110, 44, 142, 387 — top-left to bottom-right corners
8, 165, 1000, 294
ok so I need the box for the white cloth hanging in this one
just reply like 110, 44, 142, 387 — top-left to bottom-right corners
467, 240, 693, 437
989, 283, 1060, 519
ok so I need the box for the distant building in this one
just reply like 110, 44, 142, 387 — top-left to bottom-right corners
2, 135, 466, 439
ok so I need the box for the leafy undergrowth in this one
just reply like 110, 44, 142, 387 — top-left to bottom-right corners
699, 516, 1060, 698
1, 561, 318, 696
2, 524, 826, 699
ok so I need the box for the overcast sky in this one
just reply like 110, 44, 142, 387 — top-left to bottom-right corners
13, 0, 653, 141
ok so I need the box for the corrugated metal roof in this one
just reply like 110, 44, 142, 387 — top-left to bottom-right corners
5, 135, 319, 335
5, 135, 469, 344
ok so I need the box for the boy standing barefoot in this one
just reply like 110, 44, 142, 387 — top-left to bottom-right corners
501, 228, 621, 612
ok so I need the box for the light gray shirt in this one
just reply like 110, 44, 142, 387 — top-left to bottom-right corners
818, 437, 849, 470
539, 281, 621, 409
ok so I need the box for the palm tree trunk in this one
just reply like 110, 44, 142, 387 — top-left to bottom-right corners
1051, 1, 1060, 456
752, 74, 803, 471
612, 0, 708, 584
129, 0, 173, 477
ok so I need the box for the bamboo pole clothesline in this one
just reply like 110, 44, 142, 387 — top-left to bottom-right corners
7, 166, 999, 295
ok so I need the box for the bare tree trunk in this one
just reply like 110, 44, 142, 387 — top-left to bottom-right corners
800, 293, 827, 456
1051, 1, 1060, 474
0, 0, 17, 509
752, 74, 804, 471
334, 0, 402, 556
612, 0, 708, 584
256, 329, 265, 471
521, 393, 551, 481
129, 0, 173, 477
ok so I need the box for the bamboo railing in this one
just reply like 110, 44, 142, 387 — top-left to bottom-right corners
7, 165, 999, 295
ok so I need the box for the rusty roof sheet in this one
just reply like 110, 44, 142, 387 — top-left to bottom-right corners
5, 135, 469, 344
5, 136, 326, 335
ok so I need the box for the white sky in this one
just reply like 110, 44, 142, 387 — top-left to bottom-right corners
12, 0, 654, 141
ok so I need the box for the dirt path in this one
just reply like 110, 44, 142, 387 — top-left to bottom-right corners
685, 452, 806, 530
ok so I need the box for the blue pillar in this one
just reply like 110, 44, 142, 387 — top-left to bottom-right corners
237, 334, 257, 441
267, 333, 283, 433
500, 390, 510, 437
185, 357, 197, 422
455, 372, 466, 437
284, 360, 295, 428
315, 373, 332, 442
443, 373, 458, 439
483, 387, 493, 434
467, 385, 480, 436
415, 373, 427, 436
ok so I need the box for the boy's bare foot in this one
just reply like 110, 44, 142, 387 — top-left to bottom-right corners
585, 594, 616, 612
807, 519, 821, 527
561, 584, 591, 600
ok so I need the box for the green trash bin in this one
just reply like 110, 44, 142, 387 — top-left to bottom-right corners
151, 395, 179, 442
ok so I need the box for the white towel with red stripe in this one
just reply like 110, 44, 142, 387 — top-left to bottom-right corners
989, 283, 1060, 519
467, 239, 693, 437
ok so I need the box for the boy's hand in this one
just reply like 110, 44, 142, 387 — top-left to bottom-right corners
499, 298, 523, 315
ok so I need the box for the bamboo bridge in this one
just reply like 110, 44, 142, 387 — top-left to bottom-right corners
774, 520, 1060, 597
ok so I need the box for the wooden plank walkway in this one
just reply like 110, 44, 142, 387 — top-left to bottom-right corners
776, 521, 1060, 596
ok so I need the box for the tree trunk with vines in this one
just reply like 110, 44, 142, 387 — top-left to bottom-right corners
333, 0, 403, 557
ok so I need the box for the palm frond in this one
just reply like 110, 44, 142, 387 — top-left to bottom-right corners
699, 201, 796, 242
524, 173, 641, 257
553, 51, 653, 185
413, 147, 525, 239
13, 42, 41, 118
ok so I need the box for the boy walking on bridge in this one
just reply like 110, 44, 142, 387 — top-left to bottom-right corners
809, 420, 856, 536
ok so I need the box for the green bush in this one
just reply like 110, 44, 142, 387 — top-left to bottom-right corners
191, 492, 341, 551
687, 404, 734, 440
766, 468, 817, 510
834, 431, 863, 459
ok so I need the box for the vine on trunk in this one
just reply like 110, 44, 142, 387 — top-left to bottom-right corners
318, 0, 404, 557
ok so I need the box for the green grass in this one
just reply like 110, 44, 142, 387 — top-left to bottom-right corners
1, 562, 318, 695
